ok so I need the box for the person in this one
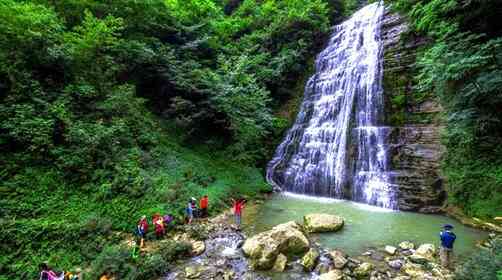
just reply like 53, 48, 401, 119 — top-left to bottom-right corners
439, 224, 456, 268
152, 213, 165, 239
232, 198, 246, 229
99, 273, 112, 280
200, 195, 209, 218
64, 270, 80, 280
191, 197, 198, 218
163, 213, 174, 230
137, 215, 149, 248
186, 199, 194, 224
39, 263, 64, 280
131, 240, 140, 261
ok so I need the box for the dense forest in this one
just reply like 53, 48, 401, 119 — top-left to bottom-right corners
0, 0, 501, 279
0, 0, 351, 278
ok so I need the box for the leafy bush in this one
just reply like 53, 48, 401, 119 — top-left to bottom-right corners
455, 239, 502, 280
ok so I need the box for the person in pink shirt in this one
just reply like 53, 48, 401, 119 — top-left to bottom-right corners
39, 263, 64, 280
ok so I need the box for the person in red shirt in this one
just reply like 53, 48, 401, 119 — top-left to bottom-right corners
200, 195, 209, 218
232, 198, 246, 229
137, 215, 148, 248
152, 213, 165, 239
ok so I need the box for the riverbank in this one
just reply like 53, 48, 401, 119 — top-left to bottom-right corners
161, 202, 498, 280
443, 206, 502, 234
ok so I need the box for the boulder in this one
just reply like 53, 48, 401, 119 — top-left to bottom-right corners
319, 269, 344, 280
301, 248, 319, 272
329, 250, 348, 269
242, 221, 309, 270
354, 262, 374, 278
185, 265, 204, 279
412, 244, 436, 261
399, 241, 415, 250
401, 262, 426, 278
223, 270, 235, 280
272, 253, 288, 272
408, 254, 429, 265
388, 259, 405, 270
304, 214, 344, 233
191, 241, 205, 256
314, 262, 332, 274
385, 245, 397, 255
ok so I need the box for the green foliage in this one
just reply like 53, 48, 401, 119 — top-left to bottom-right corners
86, 240, 190, 279
0, 0, 350, 278
455, 238, 502, 280
390, 0, 502, 218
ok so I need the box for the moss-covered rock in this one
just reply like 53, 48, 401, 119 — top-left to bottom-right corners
303, 213, 344, 233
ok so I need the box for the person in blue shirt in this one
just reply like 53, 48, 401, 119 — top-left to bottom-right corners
439, 224, 456, 268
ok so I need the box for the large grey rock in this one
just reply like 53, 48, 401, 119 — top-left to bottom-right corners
242, 221, 309, 270
304, 213, 344, 233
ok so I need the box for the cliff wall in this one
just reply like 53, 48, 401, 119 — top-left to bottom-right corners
382, 9, 446, 213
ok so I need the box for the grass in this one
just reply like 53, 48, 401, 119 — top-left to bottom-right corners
0, 125, 270, 279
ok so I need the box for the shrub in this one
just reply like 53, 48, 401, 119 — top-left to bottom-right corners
157, 240, 192, 262
455, 239, 502, 280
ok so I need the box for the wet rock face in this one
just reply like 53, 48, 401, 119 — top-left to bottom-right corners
382, 8, 446, 212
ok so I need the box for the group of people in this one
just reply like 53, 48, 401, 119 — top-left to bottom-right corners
185, 195, 209, 224
136, 213, 174, 248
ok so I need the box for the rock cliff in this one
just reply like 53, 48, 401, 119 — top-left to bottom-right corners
382, 9, 447, 212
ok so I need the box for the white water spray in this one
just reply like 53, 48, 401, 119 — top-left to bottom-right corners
267, 3, 398, 209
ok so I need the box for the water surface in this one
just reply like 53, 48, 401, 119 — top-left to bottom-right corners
243, 193, 486, 257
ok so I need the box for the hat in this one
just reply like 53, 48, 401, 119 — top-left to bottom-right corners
141, 215, 146, 220
443, 224, 454, 230
191, 197, 196, 201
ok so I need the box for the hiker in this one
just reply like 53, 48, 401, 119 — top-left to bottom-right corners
39, 263, 64, 280
191, 197, 199, 218
137, 215, 149, 248
200, 195, 209, 218
64, 270, 80, 280
152, 213, 165, 238
99, 273, 113, 280
131, 240, 140, 261
186, 199, 194, 224
163, 213, 174, 230
439, 224, 456, 268
232, 198, 246, 229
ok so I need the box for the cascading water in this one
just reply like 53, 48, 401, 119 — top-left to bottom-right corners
266, 2, 398, 209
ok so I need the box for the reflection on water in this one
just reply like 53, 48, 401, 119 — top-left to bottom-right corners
243, 193, 487, 257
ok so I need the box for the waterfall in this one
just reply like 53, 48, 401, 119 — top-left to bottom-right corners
266, 2, 398, 209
